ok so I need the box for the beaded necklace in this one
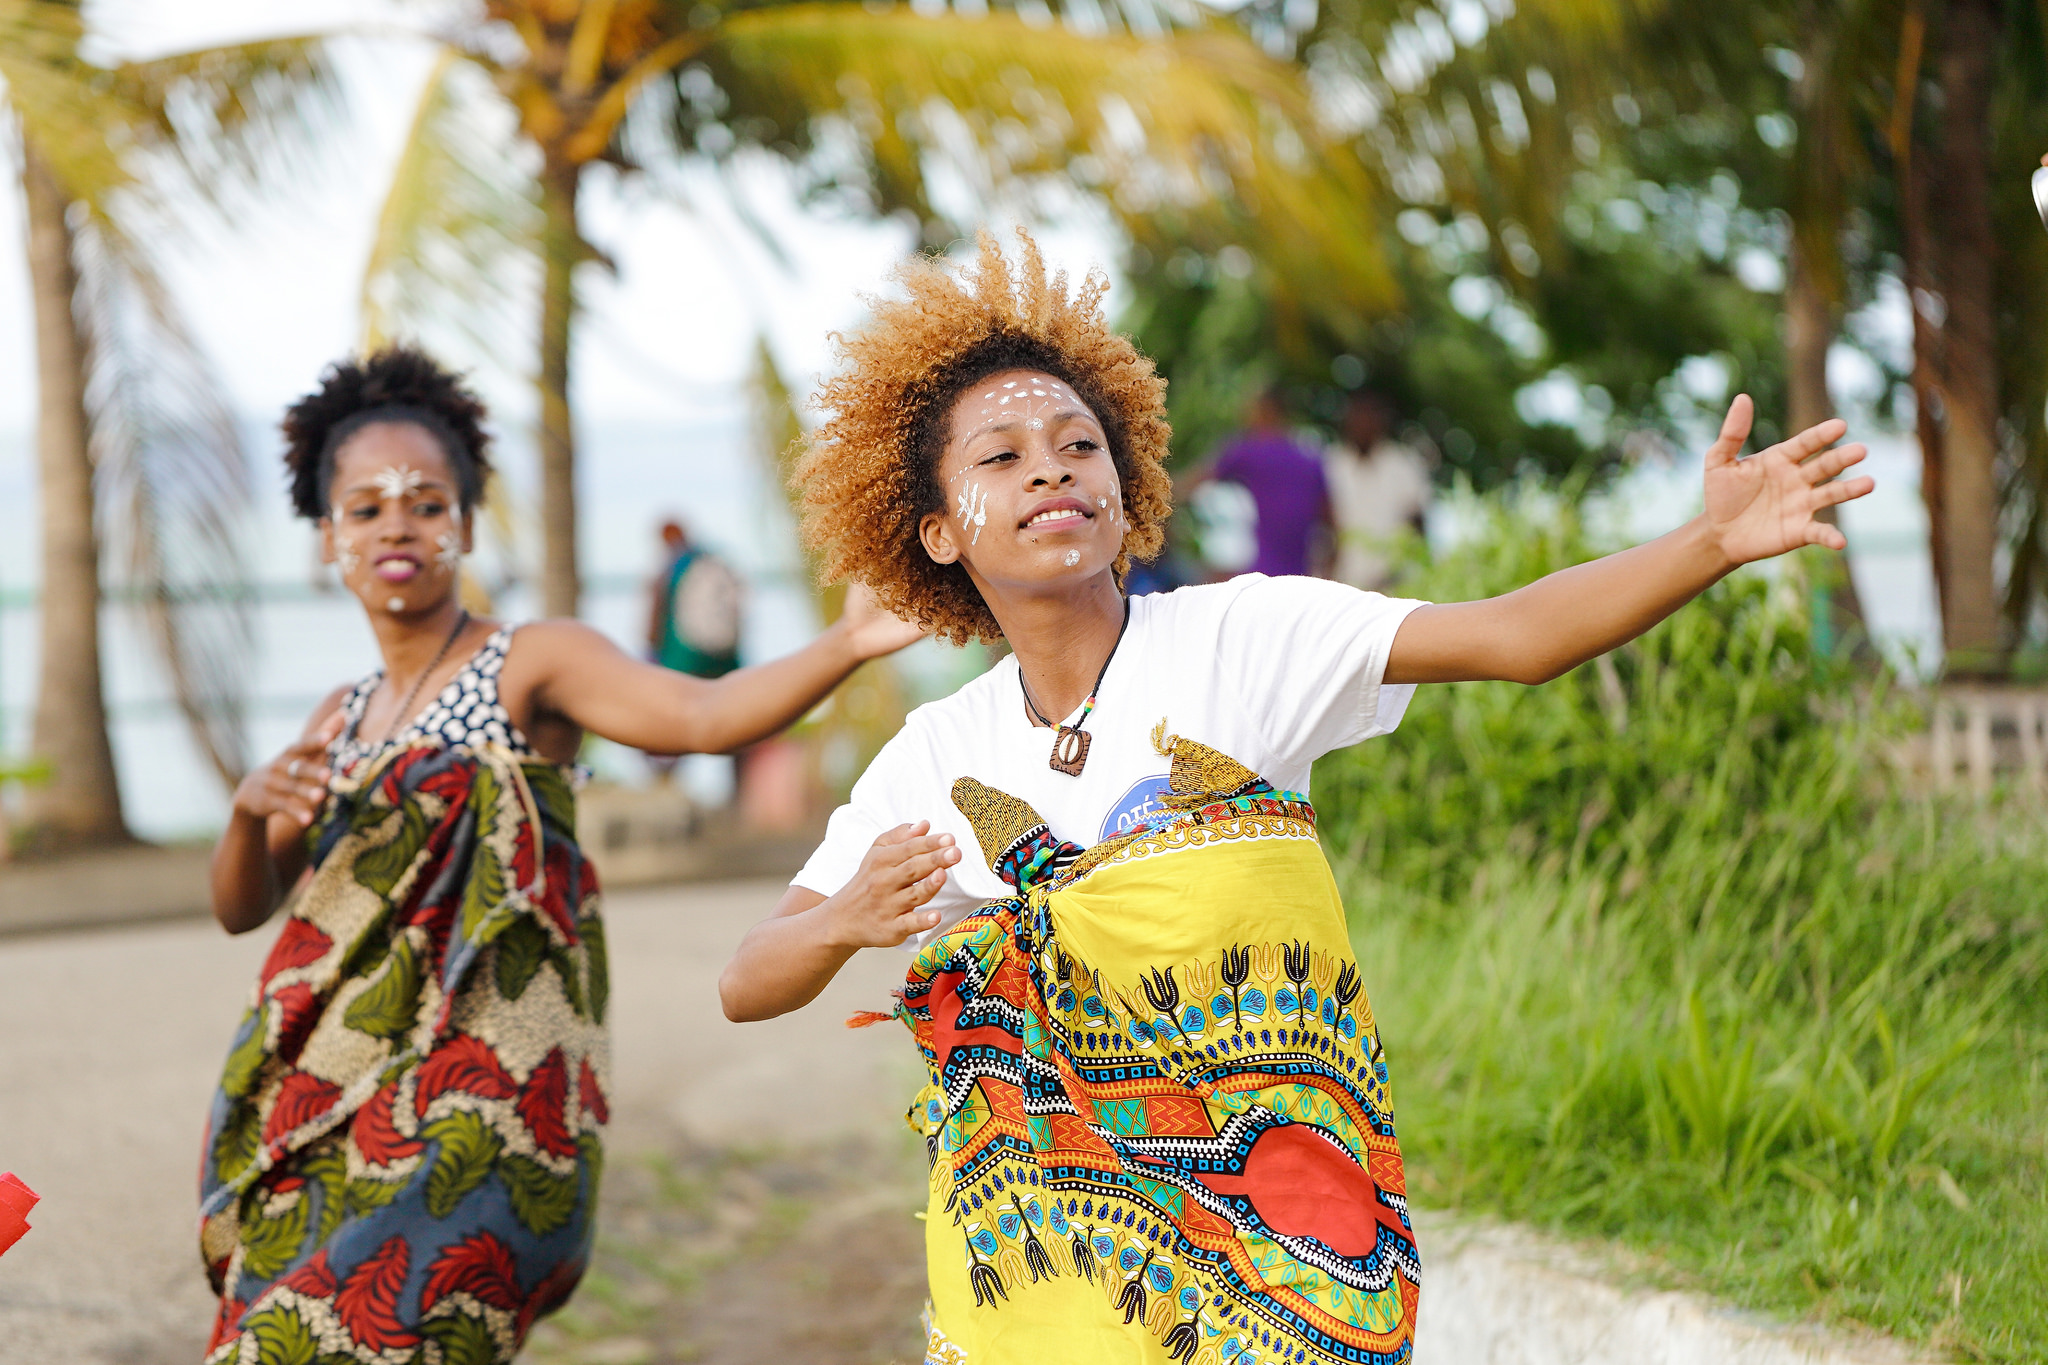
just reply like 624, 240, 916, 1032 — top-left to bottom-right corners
1018, 596, 1130, 776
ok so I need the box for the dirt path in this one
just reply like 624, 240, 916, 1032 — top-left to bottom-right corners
0, 877, 1927, 1365
0, 878, 930, 1365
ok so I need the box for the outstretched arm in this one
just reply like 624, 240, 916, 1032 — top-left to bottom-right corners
527, 585, 924, 754
1385, 396, 1873, 686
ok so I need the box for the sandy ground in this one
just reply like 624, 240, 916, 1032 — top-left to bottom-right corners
0, 877, 1930, 1365
0, 878, 930, 1365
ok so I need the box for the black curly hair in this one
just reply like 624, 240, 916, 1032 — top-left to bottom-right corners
281, 345, 492, 521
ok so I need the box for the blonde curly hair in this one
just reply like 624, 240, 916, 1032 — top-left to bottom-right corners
792, 230, 1173, 645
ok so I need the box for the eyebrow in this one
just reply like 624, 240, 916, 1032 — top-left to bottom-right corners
338, 479, 454, 495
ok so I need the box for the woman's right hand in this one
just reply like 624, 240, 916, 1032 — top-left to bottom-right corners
821, 821, 961, 948
233, 713, 344, 828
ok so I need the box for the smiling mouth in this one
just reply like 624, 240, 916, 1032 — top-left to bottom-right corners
375, 556, 422, 582
1024, 507, 1091, 529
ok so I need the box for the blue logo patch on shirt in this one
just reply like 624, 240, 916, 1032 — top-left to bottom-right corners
1101, 773, 1174, 843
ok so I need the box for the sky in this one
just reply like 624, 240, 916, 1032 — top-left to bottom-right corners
0, 0, 1122, 441
0, 0, 1126, 834
0, 1, 1943, 834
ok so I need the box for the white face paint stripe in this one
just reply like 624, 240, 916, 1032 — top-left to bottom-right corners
955, 480, 990, 545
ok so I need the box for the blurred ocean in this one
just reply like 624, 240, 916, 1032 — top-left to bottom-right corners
0, 416, 1940, 843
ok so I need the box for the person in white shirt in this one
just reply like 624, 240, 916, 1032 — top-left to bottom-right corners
717, 230, 1872, 1365
1324, 388, 1433, 591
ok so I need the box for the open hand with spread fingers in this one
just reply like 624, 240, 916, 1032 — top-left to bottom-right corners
821, 820, 961, 949
1702, 394, 1876, 565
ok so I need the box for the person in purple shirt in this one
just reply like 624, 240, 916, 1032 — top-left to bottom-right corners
1207, 386, 1332, 577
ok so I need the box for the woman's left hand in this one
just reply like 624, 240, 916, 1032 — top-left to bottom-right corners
1702, 394, 1876, 566
837, 582, 927, 660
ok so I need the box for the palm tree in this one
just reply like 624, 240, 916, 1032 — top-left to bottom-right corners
1900, 0, 2003, 670
1751, 0, 2037, 669
359, 0, 1392, 616
2, 0, 332, 846
1321, 0, 2048, 653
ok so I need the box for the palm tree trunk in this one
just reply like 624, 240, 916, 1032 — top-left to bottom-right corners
19, 143, 128, 846
1927, 0, 2003, 672
1784, 234, 1867, 646
1885, 5, 1950, 623
1784, 20, 1866, 644
538, 151, 582, 619
1784, 238, 1835, 438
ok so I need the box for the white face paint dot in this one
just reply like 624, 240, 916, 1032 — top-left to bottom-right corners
385, 596, 405, 612
1026, 418, 1044, 430
1003, 380, 1017, 387
1063, 549, 1081, 566
1098, 497, 1108, 508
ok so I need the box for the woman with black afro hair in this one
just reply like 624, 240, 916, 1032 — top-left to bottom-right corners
197, 344, 920, 1365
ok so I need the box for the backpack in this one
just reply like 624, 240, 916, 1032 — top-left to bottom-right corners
658, 549, 743, 678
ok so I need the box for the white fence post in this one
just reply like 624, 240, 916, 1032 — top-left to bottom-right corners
1922, 687, 2048, 797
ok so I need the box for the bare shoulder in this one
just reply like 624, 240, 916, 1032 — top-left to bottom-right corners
500, 618, 624, 673
495, 619, 639, 709
508, 618, 617, 653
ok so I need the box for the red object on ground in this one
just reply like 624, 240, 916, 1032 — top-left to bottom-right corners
0, 1172, 40, 1257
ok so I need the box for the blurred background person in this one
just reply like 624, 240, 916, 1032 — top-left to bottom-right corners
644, 518, 745, 786
647, 518, 744, 681
1201, 385, 1333, 579
1324, 387, 1433, 591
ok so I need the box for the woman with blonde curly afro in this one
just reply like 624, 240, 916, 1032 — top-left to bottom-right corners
723, 231, 1874, 1364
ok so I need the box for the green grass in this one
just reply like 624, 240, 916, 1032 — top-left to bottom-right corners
1316, 493, 2048, 1360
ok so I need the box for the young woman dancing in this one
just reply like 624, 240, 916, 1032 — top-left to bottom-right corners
201, 346, 920, 1365
720, 233, 1873, 1365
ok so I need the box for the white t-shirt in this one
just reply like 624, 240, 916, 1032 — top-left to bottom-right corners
793, 574, 1428, 940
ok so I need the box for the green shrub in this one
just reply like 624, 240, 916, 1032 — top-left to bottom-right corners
1317, 490, 2048, 1359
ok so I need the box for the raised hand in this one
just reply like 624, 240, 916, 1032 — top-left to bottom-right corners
822, 820, 960, 948
837, 582, 927, 661
232, 711, 344, 828
1702, 394, 1876, 566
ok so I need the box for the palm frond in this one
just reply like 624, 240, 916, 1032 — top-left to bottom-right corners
657, 5, 1395, 321
0, 0, 147, 204
69, 208, 252, 789
112, 33, 348, 218
361, 47, 540, 369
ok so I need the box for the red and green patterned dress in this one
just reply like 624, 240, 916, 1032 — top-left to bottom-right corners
200, 628, 609, 1365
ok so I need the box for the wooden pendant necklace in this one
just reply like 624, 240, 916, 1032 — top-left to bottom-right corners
1019, 596, 1129, 777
